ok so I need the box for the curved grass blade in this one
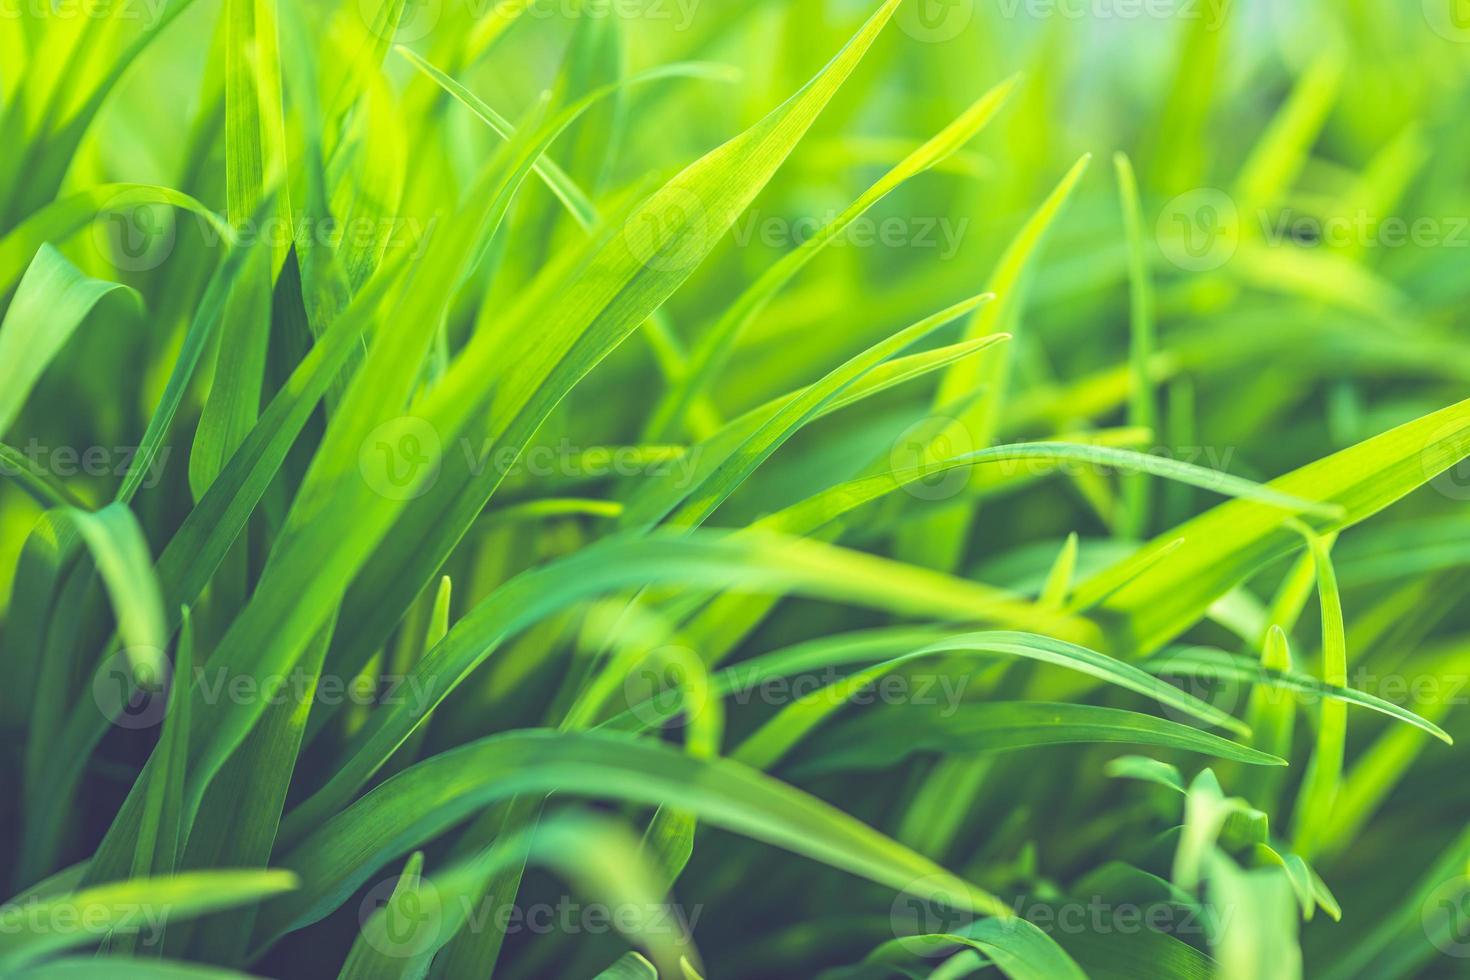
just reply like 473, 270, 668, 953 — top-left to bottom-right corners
1289, 528, 1347, 859
645, 75, 1019, 442
0, 871, 296, 972
1070, 396, 1470, 654
0, 244, 139, 437
789, 702, 1286, 777
280, 530, 1091, 845
1145, 646, 1450, 744
257, 730, 1014, 948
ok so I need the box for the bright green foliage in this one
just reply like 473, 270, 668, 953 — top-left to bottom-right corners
2, 1, 1469, 978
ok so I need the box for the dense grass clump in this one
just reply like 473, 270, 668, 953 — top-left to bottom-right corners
4, 0, 1470, 977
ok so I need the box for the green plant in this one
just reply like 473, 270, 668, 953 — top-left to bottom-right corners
3, 0, 1470, 977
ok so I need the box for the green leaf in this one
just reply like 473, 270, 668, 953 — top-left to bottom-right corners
790, 702, 1285, 777
1145, 645, 1450, 744
324, 0, 911, 710
1290, 528, 1347, 858
0, 244, 138, 437
731, 630, 1249, 771
645, 74, 1018, 441
1071, 397, 1470, 655
593, 953, 658, 980
900, 153, 1093, 570
0, 871, 296, 972
1114, 152, 1157, 540
280, 530, 1090, 844
257, 730, 1016, 948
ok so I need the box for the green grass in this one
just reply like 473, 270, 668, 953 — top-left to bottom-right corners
2, 1, 1470, 977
